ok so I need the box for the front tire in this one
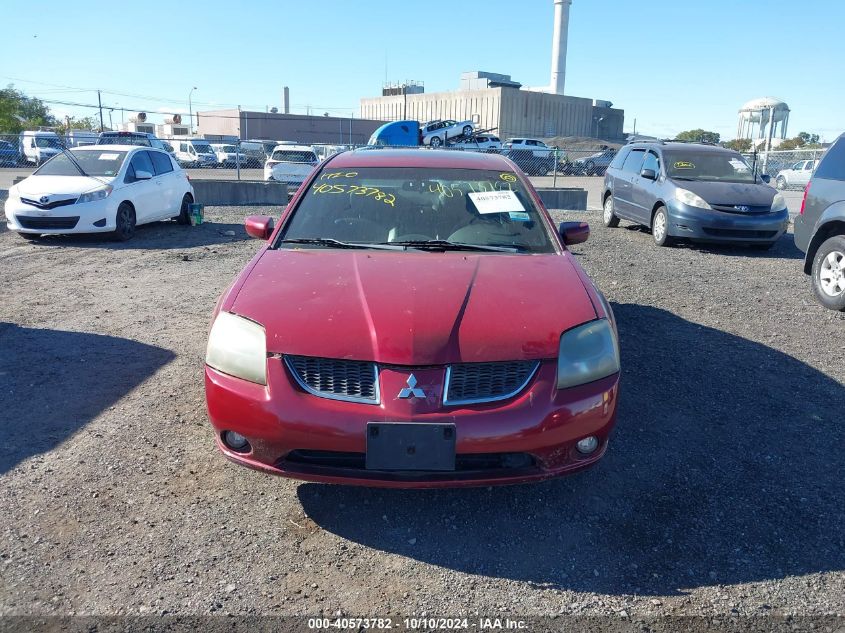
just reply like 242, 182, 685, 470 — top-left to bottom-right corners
776, 176, 787, 190
113, 202, 136, 242
585, 160, 596, 176
462, 125, 473, 137
651, 206, 673, 247
603, 195, 620, 228
175, 193, 193, 225
811, 235, 845, 311
430, 136, 443, 148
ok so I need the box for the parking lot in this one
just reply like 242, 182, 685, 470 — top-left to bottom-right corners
1, 202, 842, 620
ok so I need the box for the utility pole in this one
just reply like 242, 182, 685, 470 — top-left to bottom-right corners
97, 90, 104, 132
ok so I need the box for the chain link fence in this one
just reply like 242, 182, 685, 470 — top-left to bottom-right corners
741, 149, 827, 189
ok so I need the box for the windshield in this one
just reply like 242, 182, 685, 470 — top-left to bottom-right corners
193, 143, 214, 154
221, 145, 237, 152
98, 135, 151, 146
277, 167, 555, 254
35, 137, 61, 148
35, 150, 127, 177
271, 150, 317, 163
665, 151, 755, 183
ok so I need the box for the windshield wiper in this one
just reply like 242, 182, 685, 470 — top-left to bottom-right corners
385, 239, 519, 253
279, 238, 404, 250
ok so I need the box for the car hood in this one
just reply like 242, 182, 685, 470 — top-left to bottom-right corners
671, 179, 776, 206
230, 249, 597, 365
16, 175, 116, 197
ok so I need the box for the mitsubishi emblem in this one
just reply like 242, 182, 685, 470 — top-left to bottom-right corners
397, 374, 426, 399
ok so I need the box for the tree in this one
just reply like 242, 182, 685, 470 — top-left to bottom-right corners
798, 131, 820, 146
777, 133, 822, 151
55, 116, 99, 135
723, 138, 752, 152
0, 85, 56, 134
675, 129, 721, 144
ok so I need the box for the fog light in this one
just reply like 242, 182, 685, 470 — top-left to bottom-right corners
576, 436, 599, 455
222, 430, 251, 453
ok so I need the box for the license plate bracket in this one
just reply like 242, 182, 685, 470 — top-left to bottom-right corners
366, 422, 456, 471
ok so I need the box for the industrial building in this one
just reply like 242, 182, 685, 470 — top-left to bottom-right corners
360, 0, 624, 141
195, 110, 385, 145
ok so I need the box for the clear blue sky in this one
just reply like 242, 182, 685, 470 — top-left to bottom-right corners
3, 0, 841, 141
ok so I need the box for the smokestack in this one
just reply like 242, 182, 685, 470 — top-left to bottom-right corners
283, 86, 290, 114
550, 0, 572, 95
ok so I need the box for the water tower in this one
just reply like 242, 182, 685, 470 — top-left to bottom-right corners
736, 97, 790, 144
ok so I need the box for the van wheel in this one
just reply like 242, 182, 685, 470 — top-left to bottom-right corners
175, 193, 193, 225
651, 206, 673, 247
776, 176, 787, 190
603, 195, 620, 228
812, 235, 845, 311
113, 202, 136, 241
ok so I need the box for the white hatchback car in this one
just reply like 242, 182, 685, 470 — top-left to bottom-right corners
4, 145, 195, 241
775, 159, 818, 190
263, 145, 318, 185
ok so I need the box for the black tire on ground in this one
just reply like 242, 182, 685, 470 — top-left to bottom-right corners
776, 176, 787, 190
651, 206, 673, 247
603, 195, 620, 228
811, 235, 845, 311
113, 202, 136, 242
175, 193, 193, 225
585, 160, 596, 175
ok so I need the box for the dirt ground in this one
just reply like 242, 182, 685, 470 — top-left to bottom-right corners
0, 206, 842, 624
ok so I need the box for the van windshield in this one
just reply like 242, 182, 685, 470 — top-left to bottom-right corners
35, 150, 128, 177
665, 151, 755, 183
35, 137, 61, 148
271, 150, 317, 163
193, 143, 214, 154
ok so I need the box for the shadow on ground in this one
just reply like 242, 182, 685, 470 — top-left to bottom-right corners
15, 219, 250, 250
299, 304, 844, 595
0, 323, 174, 474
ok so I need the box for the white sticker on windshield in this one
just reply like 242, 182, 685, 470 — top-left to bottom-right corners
468, 190, 525, 214
729, 158, 749, 171
98, 153, 119, 160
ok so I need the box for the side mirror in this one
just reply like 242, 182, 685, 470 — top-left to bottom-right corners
245, 215, 274, 240
135, 170, 153, 180
559, 221, 590, 246
760, 174, 771, 184
640, 168, 657, 180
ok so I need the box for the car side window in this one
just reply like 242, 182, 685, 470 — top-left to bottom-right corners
621, 149, 646, 174
126, 151, 154, 182
642, 151, 659, 174
149, 151, 174, 176
609, 147, 631, 169
804, 161, 814, 170
814, 138, 845, 181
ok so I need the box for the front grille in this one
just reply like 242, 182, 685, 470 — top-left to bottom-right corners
444, 360, 540, 405
16, 215, 80, 230
711, 204, 772, 214
283, 450, 536, 473
20, 197, 78, 210
285, 355, 379, 404
702, 228, 778, 239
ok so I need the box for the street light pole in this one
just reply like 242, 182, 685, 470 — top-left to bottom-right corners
188, 86, 197, 134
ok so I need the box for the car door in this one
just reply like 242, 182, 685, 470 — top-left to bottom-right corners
614, 149, 646, 221
796, 160, 815, 187
124, 150, 158, 223
632, 150, 661, 222
149, 150, 180, 217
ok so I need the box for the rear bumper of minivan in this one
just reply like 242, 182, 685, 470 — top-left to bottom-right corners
667, 203, 789, 244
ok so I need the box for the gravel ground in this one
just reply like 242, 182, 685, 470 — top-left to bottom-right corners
0, 206, 842, 624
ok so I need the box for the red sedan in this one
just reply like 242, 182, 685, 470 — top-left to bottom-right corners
205, 149, 620, 488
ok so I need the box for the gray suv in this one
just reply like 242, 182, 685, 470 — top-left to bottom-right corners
794, 132, 845, 311
602, 141, 789, 249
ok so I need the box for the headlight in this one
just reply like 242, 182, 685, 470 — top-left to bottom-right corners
771, 192, 787, 212
674, 187, 711, 210
206, 312, 267, 385
557, 319, 620, 390
77, 185, 113, 204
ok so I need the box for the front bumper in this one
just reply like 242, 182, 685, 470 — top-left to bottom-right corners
205, 359, 619, 488
666, 201, 789, 244
4, 196, 117, 234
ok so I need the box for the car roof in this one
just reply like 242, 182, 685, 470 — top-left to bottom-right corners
272, 144, 315, 152
73, 144, 165, 153
329, 148, 514, 170
628, 141, 735, 153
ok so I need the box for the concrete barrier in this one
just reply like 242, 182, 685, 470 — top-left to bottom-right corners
191, 180, 291, 206
535, 188, 587, 211
191, 180, 587, 211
